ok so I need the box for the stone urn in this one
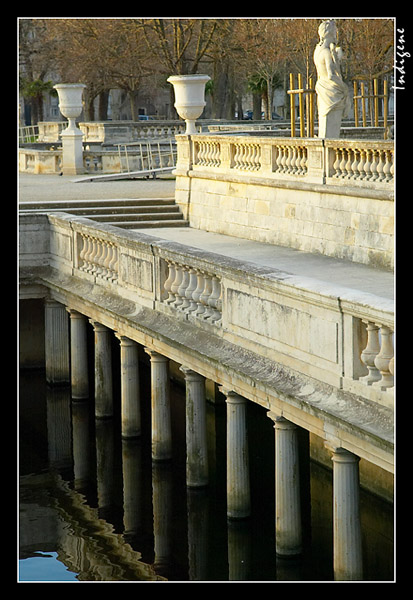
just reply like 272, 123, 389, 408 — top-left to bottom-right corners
167, 74, 210, 134
53, 83, 86, 133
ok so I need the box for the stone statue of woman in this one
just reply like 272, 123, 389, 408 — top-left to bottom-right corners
313, 19, 350, 138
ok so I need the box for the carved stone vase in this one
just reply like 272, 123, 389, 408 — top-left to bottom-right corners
167, 74, 210, 135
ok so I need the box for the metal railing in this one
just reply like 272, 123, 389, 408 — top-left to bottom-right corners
19, 125, 39, 144
115, 140, 177, 175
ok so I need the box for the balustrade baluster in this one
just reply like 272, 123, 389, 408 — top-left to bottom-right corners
280, 145, 287, 173
167, 262, 180, 305
338, 148, 348, 179
300, 146, 308, 174
171, 264, 184, 308
289, 146, 297, 174
94, 239, 105, 277
197, 142, 204, 165
273, 146, 281, 173
285, 146, 293, 174
189, 269, 204, 314
164, 261, 176, 303
99, 242, 110, 279
357, 149, 366, 180
78, 234, 88, 271
376, 150, 385, 182
344, 148, 353, 179
332, 148, 341, 178
360, 321, 382, 384
183, 268, 198, 313
105, 242, 116, 279
383, 150, 392, 182
88, 237, 100, 275
205, 276, 222, 323
177, 269, 190, 311
350, 149, 360, 180
200, 275, 213, 319
194, 272, 208, 317
363, 149, 372, 180
214, 142, 221, 167
81, 235, 94, 273
370, 150, 379, 181
373, 326, 394, 389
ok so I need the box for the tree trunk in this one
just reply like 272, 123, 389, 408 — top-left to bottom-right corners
252, 93, 261, 120
98, 91, 109, 121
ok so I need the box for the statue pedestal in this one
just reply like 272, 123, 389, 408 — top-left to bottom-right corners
318, 109, 343, 139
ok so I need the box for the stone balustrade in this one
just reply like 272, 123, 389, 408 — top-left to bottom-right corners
162, 260, 222, 325
186, 134, 394, 188
19, 212, 394, 414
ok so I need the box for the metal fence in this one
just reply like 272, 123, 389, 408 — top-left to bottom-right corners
19, 125, 39, 144
115, 140, 177, 174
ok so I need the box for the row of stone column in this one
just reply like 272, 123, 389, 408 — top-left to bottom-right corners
44, 298, 363, 581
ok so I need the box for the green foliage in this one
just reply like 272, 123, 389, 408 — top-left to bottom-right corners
19, 78, 57, 99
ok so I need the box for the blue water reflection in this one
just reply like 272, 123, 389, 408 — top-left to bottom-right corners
19, 551, 78, 582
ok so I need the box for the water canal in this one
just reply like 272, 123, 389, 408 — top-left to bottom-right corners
18, 303, 394, 582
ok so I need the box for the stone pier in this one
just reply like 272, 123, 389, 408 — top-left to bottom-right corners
268, 413, 302, 557
329, 445, 363, 581
117, 335, 141, 438
44, 299, 70, 385
67, 309, 89, 399
145, 350, 172, 461
222, 389, 251, 520
180, 367, 209, 487
90, 320, 113, 419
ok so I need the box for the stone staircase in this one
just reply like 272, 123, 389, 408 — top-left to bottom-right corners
18, 198, 189, 229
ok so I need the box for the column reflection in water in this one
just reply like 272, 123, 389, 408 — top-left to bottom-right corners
46, 386, 72, 474
187, 488, 209, 580
95, 418, 115, 519
152, 462, 173, 578
71, 400, 91, 491
227, 520, 251, 581
122, 439, 143, 543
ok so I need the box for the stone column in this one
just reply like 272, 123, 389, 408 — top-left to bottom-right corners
89, 320, 113, 418
117, 335, 141, 438
145, 349, 172, 461
268, 413, 302, 556
67, 309, 89, 399
180, 367, 208, 487
329, 445, 363, 581
45, 299, 70, 385
222, 389, 251, 519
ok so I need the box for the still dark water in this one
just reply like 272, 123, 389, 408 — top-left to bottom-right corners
19, 358, 394, 583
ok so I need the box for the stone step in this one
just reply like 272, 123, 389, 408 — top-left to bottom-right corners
19, 197, 177, 210
19, 196, 188, 229
106, 219, 189, 229
92, 212, 184, 223
22, 204, 181, 216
